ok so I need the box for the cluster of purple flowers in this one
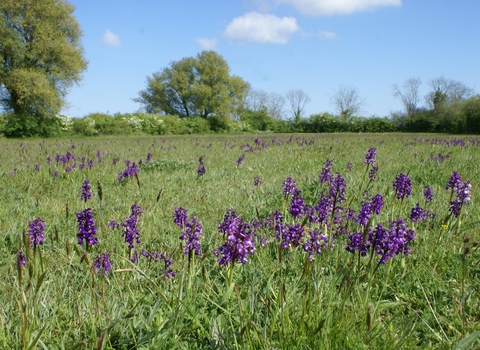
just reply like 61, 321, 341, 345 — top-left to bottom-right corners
253, 176, 262, 186
94, 253, 112, 275
282, 177, 299, 197
319, 159, 333, 184
173, 207, 203, 255
347, 218, 415, 264
197, 156, 206, 176
371, 219, 415, 264
307, 171, 347, 232
289, 194, 306, 219
281, 224, 305, 249
121, 204, 142, 249
159, 253, 176, 279
237, 154, 246, 166
423, 186, 433, 203
346, 231, 371, 256
76, 208, 98, 246
356, 193, 384, 227
364, 147, 377, 165
363, 147, 379, 182
303, 230, 329, 260
28, 217, 45, 247
329, 173, 347, 205
446, 171, 472, 218
270, 211, 304, 249
393, 173, 412, 200
117, 161, 139, 182
80, 179, 92, 202
410, 203, 431, 222
215, 209, 256, 265
55, 152, 75, 165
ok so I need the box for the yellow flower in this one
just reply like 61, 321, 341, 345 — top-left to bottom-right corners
442, 224, 448, 230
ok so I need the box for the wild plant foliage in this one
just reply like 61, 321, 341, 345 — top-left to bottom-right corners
1, 133, 479, 348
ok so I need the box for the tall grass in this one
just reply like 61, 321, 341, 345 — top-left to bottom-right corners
0, 133, 479, 349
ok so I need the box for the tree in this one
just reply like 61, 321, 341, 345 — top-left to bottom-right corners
392, 78, 422, 117
0, 0, 87, 119
424, 77, 474, 109
286, 89, 311, 122
243, 87, 269, 112
463, 95, 480, 134
135, 51, 249, 119
242, 88, 286, 120
330, 85, 365, 120
266, 92, 286, 120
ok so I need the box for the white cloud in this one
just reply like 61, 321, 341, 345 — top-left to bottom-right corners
223, 12, 299, 44
102, 29, 121, 48
275, 0, 401, 16
196, 37, 218, 50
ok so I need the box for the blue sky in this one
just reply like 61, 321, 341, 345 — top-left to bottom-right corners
64, 0, 480, 119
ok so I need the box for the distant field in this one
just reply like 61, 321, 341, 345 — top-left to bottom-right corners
1, 133, 479, 349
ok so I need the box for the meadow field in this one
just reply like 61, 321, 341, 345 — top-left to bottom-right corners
0, 133, 479, 349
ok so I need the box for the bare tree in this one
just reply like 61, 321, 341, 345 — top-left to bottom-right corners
244, 87, 269, 112
286, 89, 311, 122
330, 85, 365, 120
424, 77, 474, 109
393, 78, 422, 117
266, 92, 286, 120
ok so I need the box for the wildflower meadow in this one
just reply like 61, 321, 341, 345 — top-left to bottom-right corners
1, 133, 479, 349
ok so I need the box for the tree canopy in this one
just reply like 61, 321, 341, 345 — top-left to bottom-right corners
135, 51, 249, 118
0, 0, 87, 118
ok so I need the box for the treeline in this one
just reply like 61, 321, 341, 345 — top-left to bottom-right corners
395, 95, 480, 134
1, 95, 479, 138
0, 111, 391, 137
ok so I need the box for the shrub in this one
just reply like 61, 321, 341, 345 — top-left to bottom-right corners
86, 113, 116, 134
361, 117, 398, 132
156, 115, 183, 135
55, 114, 74, 135
72, 116, 98, 136
463, 95, 480, 134
208, 115, 233, 132
0, 114, 6, 136
240, 110, 276, 131
182, 117, 210, 134
2, 113, 63, 138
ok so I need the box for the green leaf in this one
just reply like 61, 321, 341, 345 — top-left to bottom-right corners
454, 331, 480, 350
27, 324, 47, 350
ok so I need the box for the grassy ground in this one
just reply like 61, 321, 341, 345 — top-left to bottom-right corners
0, 133, 479, 349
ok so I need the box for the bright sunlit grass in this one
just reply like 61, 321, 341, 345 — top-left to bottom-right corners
1, 133, 479, 349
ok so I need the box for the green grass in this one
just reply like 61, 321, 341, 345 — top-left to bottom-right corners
0, 133, 479, 349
